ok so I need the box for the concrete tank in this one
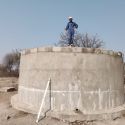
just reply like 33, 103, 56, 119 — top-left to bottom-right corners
11, 47, 125, 120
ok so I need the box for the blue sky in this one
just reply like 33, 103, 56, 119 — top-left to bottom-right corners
0, 0, 125, 61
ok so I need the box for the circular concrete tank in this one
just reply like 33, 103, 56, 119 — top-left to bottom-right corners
11, 47, 125, 120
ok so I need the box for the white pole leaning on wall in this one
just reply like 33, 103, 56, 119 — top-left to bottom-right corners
36, 78, 51, 123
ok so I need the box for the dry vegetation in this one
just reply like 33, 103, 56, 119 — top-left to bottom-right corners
57, 32, 104, 48
0, 50, 20, 78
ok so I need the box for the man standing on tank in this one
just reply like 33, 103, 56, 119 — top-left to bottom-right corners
65, 17, 78, 46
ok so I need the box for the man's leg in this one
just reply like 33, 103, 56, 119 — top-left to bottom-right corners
71, 32, 74, 45
68, 33, 72, 45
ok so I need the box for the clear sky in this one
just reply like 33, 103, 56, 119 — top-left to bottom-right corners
0, 0, 125, 61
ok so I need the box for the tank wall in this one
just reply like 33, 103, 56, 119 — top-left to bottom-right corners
18, 48, 124, 113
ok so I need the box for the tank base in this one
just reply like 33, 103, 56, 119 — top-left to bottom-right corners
11, 94, 125, 121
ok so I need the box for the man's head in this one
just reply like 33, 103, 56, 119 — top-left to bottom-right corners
68, 16, 73, 22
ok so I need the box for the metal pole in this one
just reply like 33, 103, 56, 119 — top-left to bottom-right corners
36, 78, 51, 123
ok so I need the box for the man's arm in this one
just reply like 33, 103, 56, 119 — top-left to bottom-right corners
65, 23, 69, 30
74, 22, 78, 29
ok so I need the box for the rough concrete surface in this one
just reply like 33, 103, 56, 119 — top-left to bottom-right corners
11, 47, 125, 120
1, 77, 125, 125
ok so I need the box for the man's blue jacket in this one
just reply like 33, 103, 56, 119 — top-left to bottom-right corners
65, 21, 78, 34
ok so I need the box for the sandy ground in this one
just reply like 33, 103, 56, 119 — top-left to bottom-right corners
0, 77, 125, 125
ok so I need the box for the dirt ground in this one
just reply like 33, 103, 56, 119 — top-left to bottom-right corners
0, 77, 125, 125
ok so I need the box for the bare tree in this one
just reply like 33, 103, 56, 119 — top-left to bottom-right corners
57, 32, 104, 48
0, 64, 6, 73
3, 49, 21, 76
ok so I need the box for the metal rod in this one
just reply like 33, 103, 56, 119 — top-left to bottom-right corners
36, 78, 51, 123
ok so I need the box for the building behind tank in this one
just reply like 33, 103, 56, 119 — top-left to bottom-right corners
11, 47, 125, 120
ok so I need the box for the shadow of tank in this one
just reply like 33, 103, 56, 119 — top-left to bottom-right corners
11, 47, 125, 121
